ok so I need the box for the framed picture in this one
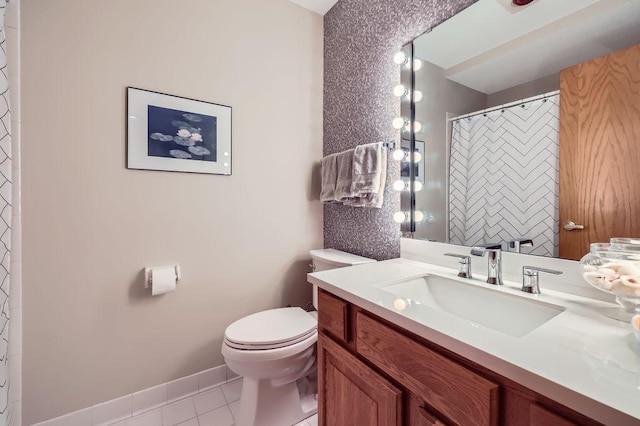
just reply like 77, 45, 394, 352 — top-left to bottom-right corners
127, 87, 232, 175
400, 139, 425, 184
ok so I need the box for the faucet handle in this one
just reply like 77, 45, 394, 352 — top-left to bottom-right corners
470, 243, 502, 256
522, 266, 563, 294
509, 238, 533, 246
444, 253, 472, 278
508, 238, 534, 253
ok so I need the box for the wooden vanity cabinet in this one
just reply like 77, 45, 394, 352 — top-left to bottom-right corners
317, 289, 602, 426
319, 334, 402, 425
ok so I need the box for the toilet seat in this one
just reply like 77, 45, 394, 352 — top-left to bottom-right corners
224, 307, 317, 350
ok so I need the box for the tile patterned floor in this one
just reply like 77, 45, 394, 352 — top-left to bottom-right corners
112, 378, 318, 426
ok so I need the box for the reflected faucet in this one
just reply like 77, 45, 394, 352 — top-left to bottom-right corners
470, 243, 503, 285
508, 238, 534, 253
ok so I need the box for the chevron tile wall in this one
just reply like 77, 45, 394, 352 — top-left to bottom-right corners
0, 1, 12, 424
449, 94, 560, 257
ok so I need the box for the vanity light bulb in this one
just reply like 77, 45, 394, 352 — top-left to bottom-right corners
413, 59, 423, 71
413, 91, 423, 102
392, 149, 406, 161
414, 121, 423, 132
393, 51, 408, 65
414, 211, 425, 222
393, 211, 408, 223
393, 84, 409, 97
393, 180, 407, 191
413, 181, 423, 192
392, 117, 407, 130
413, 151, 422, 163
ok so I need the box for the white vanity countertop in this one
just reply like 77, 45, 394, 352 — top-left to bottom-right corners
308, 258, 640, 425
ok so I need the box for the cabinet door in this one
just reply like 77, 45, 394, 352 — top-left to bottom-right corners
318, 333, 402, 426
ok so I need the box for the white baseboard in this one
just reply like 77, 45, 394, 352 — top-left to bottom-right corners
33, 364, 239, 426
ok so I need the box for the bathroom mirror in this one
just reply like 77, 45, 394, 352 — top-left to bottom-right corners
407, 0, 640, 260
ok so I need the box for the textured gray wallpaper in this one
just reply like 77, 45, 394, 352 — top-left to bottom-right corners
323, 0, 478, 260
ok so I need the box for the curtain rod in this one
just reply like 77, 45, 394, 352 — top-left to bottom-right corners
447, 90, 560, 122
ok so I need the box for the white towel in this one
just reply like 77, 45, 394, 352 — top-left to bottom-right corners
320, 153, 338, 203
335, 149, 355, 202
344, 147, 387, 208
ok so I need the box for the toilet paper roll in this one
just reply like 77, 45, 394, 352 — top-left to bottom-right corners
151, 267, 177, 296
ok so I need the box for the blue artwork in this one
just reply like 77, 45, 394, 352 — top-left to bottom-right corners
147, 105, 218, 162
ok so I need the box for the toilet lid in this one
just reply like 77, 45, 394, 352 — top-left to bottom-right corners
224, 307, 317, 350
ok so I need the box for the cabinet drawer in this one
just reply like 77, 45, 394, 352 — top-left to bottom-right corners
530, 404, 576, 426
356, 312, 500, 426
408, 394, 448, 426
318, 289, 349, 342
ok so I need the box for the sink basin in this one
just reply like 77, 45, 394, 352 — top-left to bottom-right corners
379, 275, 565, 337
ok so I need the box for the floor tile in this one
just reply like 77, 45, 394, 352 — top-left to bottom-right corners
307, 414, 318, 426
162, 398, 196, 426
128, 409, 162, 426
197, 406, 234, 426
221, 380, 242, 404
176, 418, 199, 426
193, 388, 227, 415
293, 420, 309, 426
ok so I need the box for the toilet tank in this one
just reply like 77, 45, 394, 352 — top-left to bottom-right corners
309, 249, 376, 308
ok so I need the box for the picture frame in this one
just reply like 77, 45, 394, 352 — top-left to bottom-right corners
400, 139, 425, 185
127, 87, 232, 175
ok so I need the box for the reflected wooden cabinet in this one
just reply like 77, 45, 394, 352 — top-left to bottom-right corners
317, 289, 603, 426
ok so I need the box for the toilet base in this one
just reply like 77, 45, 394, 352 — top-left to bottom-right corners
235, 375, 318, 426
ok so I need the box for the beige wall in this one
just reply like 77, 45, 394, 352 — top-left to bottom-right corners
487, 73, 559, 107
21, 0, 323, 423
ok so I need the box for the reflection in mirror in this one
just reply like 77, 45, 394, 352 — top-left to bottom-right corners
409, 0, 640, 259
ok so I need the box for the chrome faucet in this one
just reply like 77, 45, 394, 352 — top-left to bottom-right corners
522, 266, 562, 294
508, 238, 533, 253
444, 253, 472, 278
470, 243, 503, 285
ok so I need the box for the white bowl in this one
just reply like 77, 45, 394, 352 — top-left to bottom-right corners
632, 315, 640, 343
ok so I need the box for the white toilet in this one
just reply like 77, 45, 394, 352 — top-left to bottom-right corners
221, 249, 376, 426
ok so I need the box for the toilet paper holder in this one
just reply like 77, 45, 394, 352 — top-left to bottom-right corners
144, 265, 182, 289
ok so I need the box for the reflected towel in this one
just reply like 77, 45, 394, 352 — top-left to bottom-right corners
320, 153, 338, 203
335, 149, 356, 202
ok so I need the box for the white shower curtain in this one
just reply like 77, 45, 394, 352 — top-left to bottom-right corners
449, 94, 559, 257
0, 1, 12, 424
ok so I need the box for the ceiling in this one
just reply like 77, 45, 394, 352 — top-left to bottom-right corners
287, 0, 339, 15
414, 0, 640, 94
